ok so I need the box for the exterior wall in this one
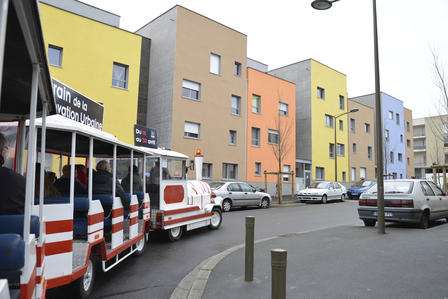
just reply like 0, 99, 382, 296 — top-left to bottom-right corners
404, 108, 414, 178
40, 3, 143, 144
310, 60, 348, 182
246, 68, 296, 187
348, 100, 375, 181
381, 93, 406, 179
247, 58, 268, 72
136, 8, 177, 148
413, 118, 426, 178
269, 60, 312, 162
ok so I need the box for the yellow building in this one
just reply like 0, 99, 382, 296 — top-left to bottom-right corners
269, 59, 349, 187
39, 1, 149, 145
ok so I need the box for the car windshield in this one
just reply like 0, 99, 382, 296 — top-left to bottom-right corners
361, 180, 375, 187
365, 181, 414, 194
309, 182, 329, 189
209, 182, 225, 190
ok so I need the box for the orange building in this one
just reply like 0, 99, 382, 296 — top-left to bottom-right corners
247, 67, 296, 194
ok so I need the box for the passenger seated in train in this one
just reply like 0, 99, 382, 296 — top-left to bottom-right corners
54, 164, 87, 195
93, 160, 129, 210
75, 164, 88, 184
47, 171, 57, 184
35, 163, 60, 198
0, 132, 26, 215
121, 165, 143, 193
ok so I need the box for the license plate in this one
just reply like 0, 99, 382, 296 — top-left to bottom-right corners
373, 212, 393, 217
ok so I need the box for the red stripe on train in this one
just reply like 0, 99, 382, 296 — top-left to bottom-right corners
130, 204, 138, 213
112, 222, 124, 233
36, 245, 45, 267
88, 213, 104, 225
45, 240, 73, 256
164, 212, 213, 226
20, 267, 36, 298
112, 208, 123, 218
129, 217, 138, 226
164, 206, 200, 216
46, 220, 73, 234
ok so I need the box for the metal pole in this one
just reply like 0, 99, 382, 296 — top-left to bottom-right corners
334, 118, 337, 182
291, 171, 294, 201
373, 0, 385, 234
0, 0, 9, 107
433, 167, 437, 184
38, 104, 47, 241
88, 138, 93, 203
271, 249, 287, 299
130, 150, 134, 194
443, 167, 446, 194
245, 216, 255, 282
143, 154, 146, 194
112, 145, 117, 198
264, 171, 268, 194
70, 132, 76, 206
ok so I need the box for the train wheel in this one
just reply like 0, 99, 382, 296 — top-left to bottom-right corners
167, 226, 183, 242
73, 254, 97, 298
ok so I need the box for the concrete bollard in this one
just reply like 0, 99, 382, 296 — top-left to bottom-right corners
245, 216, 255, 282
271, 249, 287, 299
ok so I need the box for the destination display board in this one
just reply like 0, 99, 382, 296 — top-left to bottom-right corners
52, 78, 104, 130
134, 124, 157, 148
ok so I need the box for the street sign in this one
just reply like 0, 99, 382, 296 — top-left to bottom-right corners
52, 78, 104, 130
134, 124, 157, 148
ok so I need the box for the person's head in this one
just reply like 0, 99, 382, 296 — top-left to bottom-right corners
47, 171, 57, 184
62, 164, 71, 177
96, 160, 111, 173
75, 164, 86, 173
129, 165, 139, 174
0, 132, 8, 166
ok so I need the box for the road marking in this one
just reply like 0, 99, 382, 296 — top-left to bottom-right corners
169, 225, 344, 299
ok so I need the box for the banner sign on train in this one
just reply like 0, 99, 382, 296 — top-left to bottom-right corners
52, 78, 104, 130
134, 124, 157, 148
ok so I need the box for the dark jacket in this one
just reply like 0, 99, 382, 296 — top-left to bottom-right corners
121, 173, 143, 193
0, 166, 26, 215
54, 177, 87, 195
93, 169, 129, 209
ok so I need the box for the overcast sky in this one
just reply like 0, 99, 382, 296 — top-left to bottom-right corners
82, 0, 448, 118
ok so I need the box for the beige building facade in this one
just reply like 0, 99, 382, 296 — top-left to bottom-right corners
347, 99, 375, 181
404, 108, 415, 178
137, 6, 247, 180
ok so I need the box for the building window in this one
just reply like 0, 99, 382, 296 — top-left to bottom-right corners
339, 95, 345, 110
407, 121, 410, 132
388, 111, 394, 120
182, 79, 201, 100
368, 146, 372, 160
252, 95, 261, 113
229, 130, 237, 145
234, 61, 241, 76
231, 95, 241, 115
339, 120, 343, 131
406, 139, 411, 148
283, 165, 291, 182
424, 154, 427, 165
251, 127, 260, 146
255, 162, 261, 176
48, 45, 63, 67
184, 121, 200, 139
317, 87, 325, 99
316, 167, 325, 180
365, 123, 370, 133
342, 171, 346, 182
444, 136, 448, 147
222, 163, 238, 180
360, 167, 367, 179
268, 129, 279, 145
351, 167, 356, 181
337, 143, 345, 156
390, 151, 394, 163
202, 163, 213, 179
329, 143, 335, 158
385, 129, 390, 141
400, 174, 403, 179
112, 62, 129, 89
407, 157, 410, 165
325, 114, 334, 128
445, 154, 448, 164
279, 102, 289, 116
398, 153, 403, 162
353, 143, 357, 154
396, 113, 400, 125
210, 53, 221, 75
350, 118, 355, 133
400, 134, 403, 143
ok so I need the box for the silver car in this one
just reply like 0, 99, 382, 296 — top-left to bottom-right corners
210, 182, 272, 212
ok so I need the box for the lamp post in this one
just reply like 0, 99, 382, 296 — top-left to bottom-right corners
333, 109, 359, 182
311, 0, 385, 234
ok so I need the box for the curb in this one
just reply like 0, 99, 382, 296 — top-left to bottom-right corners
271, 202, 305, 207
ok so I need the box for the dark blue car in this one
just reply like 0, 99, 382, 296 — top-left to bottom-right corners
347, 180, 376, 200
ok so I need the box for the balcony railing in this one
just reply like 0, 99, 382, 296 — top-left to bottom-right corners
413, 145, 426, 150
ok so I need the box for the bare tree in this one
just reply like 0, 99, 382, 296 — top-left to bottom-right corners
270, 105, 294, 204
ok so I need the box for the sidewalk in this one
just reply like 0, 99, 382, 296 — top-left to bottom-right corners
203, 223, 448, 299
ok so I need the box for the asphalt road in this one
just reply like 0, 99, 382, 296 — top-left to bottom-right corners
48, 201, 362, 298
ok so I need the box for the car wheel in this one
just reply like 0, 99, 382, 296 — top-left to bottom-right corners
340, 194, 345, 202
209, 208, 222, 230
300, 200, 306, 203
222, 199, 232, 212
322, 195, 327, 204
167, 226, 183, 241
133, 233, 147, 257
420, 211, 430, 229
261, 197, 270, 209
363, 219, 376, 227
72, 254, 97, 299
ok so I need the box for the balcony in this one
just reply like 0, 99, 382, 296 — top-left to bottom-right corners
413, 145, 426, 152
413, 135, 426, 139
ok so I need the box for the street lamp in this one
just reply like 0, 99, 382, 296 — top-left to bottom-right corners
332, 108, 358, 182
311, 0, 385, 234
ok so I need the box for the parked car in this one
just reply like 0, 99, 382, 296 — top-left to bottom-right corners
358, 179, 448, 229
296, 181, 347, 204
347, 180, 376, 200
210, 182, 272, 212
